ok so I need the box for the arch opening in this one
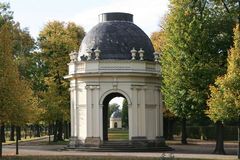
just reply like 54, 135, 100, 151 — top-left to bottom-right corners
102, 92, 129, 141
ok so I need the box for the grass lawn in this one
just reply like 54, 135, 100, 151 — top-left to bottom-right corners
108, 129, 129, 140
3, 136, 49, 145
0, 156, 214, 160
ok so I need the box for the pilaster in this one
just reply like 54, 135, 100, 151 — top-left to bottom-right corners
139, 87, 146, 137
131, 86, 138, 137
85, 85, 101, 146
159, 91, 164, 137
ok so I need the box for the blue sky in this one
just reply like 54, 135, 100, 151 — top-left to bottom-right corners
4, 0, 169, 39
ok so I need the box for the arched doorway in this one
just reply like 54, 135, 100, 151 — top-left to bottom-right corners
102, 92, 128, 141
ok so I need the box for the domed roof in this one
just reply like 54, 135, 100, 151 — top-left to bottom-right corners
79, 12, 154, 61
110, 110, 122, 119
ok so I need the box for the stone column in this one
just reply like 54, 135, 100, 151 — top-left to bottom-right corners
155, 88, 160, 137
85, 85, 101, 146
159, 91, 164, 137
139, 87, 146, 137
99, 104, 103, 140
93, 86, 100, 138
86, 85, 93, 137
131, 85, 147, 147
155, 87, 165, 146
131, 86, 138, 137
69, 80, 78, 147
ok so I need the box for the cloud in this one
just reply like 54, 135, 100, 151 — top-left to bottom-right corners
71, 0, 169, 36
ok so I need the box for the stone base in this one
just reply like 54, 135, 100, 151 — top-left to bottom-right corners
131, 136, 167, 148
68, 136, 82, 148
68, 136, 168, 150
131, 136, 148, 148
85, 137, 101, 147
155, 136, 166, 147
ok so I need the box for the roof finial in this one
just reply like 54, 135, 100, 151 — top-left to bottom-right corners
69, 51, 78, 62
86, 48, 92, 61
94, 47, 101, 60
154, 52, 159, 62
131, 47, 137, 60
138, 48, 144, 61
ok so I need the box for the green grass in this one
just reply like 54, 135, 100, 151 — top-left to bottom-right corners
108, 129, 129, 140
3, 136, 49, 145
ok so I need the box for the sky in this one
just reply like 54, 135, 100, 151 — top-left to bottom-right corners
4, 0, 169, 39
3, 0, 169, 106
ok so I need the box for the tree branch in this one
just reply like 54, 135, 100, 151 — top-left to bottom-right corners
221, 0, 230, 13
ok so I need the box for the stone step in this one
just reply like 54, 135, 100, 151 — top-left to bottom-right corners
66, 146, 173, 152
100, 145, 134, 149
100, 141, 134, 149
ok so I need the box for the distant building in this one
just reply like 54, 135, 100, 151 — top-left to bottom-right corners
110, 110, 122, 129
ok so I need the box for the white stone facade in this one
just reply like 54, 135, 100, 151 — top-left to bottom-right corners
65, 58, 164, 147
110, 118, 122, 129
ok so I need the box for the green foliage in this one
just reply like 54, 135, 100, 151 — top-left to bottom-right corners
108, 103, 120, 119
207, 25, 240, 122
161, 0, 234, 121
38, 21, 85, 123
0, 2, 40, 126
0, 2, 13, 26
121, 99, 128, 128
0, 23, 39, 125
151, 30, 166, 52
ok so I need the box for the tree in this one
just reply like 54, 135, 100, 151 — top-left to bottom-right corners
207, 24, 240, 154
161, 0, 234, 144
38, 21, 85, 141
151, 30, 166, 52
0, 23, 15, 157
108, 103, 120, 119
121, 99, 128, 128
0, 22, 39, 156
0, 2, 13, 26
0, 3, 40, 156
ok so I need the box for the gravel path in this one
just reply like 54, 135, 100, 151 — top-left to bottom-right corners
2, 137, 238, 160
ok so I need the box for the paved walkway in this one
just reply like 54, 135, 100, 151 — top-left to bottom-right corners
2, 138, 238, 160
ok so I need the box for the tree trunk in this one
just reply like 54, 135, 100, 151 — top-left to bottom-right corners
24, 127, 27, 139
17, 126, 21, 141
237, 115, 240, 159
0, 124, 2, 157
64, 121, 70, 139
181, 117, 187, 144
10, 125, 15, 141
167, 118, 174, 140
34, 124, 41, 137
53, 122, 58, 142
29, 125, 33, 138
57, 120, 64, 141
16, 126, 20, 155
213, 121, 225, 154
48, 123, 51, 144
63, 121, 66, 140
65, 122, 70, 139
164, 117, 174, 140
0, 124, 5, 143
68, 122, 71, 138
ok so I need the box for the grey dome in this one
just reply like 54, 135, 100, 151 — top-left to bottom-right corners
111, 110, 122, 118
79, 12, 154, 61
